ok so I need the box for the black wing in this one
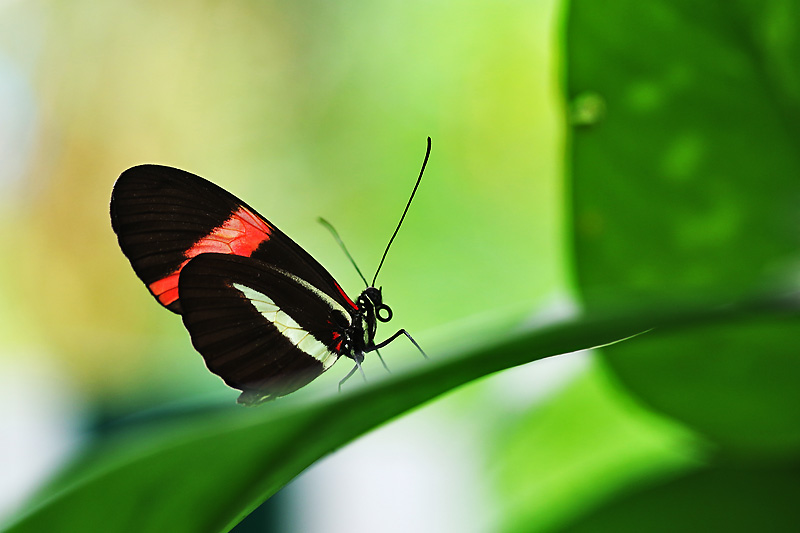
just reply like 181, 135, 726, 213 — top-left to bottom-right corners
110, 165, 358, 314
178, 253, 353, 404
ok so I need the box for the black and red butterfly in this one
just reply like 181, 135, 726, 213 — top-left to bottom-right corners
110, 138, 430, 405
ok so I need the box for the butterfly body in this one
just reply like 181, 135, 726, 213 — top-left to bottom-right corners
111, 164, 395, 404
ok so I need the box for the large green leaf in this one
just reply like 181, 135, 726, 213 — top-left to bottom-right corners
567, 0, 800, 456
560, 464, 800, 532
495, 362, 703, 533
4, 301, 793, 533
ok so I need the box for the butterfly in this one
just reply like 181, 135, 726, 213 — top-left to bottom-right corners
110, 138, 430, 405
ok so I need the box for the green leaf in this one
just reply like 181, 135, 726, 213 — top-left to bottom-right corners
567, 0, 800, 456
495, 362, 703, 533
5, 301, 795, 533
560, 464, 800, 532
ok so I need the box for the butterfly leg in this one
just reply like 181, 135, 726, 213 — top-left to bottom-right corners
371, 329, 428, 360
374, 348, 392, 374
338, 354, 368, 393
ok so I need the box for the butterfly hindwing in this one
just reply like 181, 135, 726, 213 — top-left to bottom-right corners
110, 165, 358, 314
177, 253, 353, 403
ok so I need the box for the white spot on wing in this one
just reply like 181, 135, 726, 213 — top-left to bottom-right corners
233, 283, 338, 370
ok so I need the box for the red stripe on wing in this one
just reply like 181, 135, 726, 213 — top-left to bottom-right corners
148, 206, 272, 306
334, 281, 358, 311
149, 267, 185, 306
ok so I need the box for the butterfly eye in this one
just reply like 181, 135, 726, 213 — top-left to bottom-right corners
376, 304, 392, 322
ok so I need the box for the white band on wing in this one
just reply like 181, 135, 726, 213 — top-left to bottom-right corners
233, 283, 338, 370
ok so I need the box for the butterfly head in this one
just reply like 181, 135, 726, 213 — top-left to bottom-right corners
351, 286, 392, 353
361, 286, 393, 323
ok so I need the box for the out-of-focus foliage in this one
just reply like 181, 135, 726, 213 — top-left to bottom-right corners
564, 466, 800, 532
560, 0, 800, 530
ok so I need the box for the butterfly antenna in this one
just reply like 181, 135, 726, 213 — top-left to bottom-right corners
319, 217, 369, 287
372, 137, 431, 286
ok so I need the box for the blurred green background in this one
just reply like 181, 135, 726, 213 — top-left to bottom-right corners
0, 0, 562, 402
2, 0, 800, 532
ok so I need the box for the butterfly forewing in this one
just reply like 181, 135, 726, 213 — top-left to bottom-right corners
110, 165, 358, 314
178, 253, 351, 403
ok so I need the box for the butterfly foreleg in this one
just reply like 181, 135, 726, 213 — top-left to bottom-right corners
370, 329, 428, 360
